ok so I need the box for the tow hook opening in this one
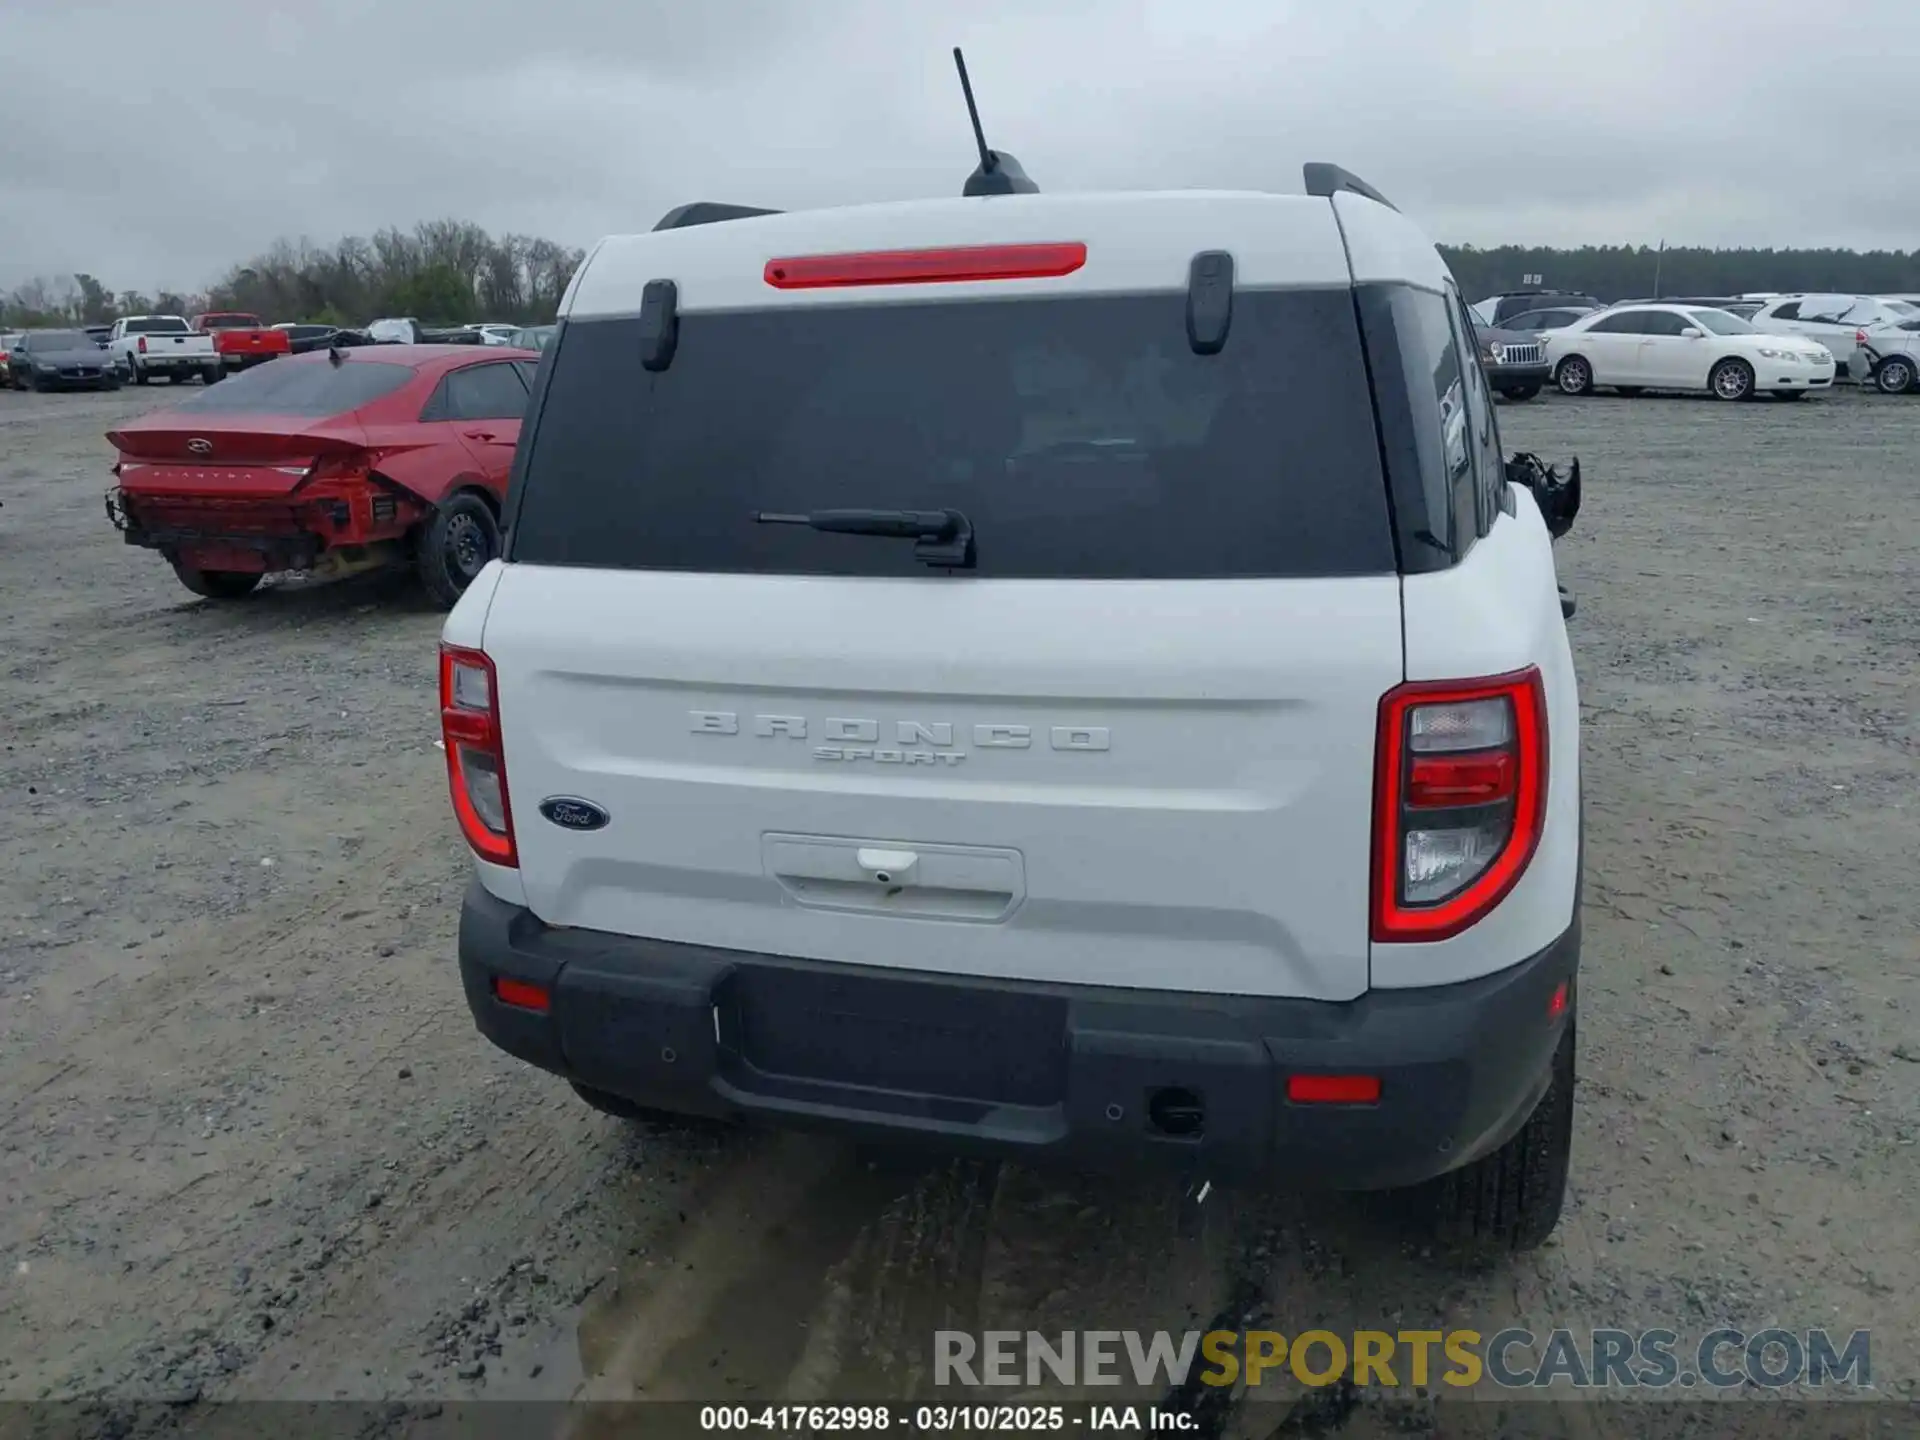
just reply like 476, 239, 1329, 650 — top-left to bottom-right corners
1146, 1085, 1206, 1140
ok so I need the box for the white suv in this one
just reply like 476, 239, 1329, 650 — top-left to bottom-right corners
439, 163, 1586, 1252
1747, 294, 1911, 379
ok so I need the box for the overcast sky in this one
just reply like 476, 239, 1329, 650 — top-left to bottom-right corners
2, 0, 1915, 294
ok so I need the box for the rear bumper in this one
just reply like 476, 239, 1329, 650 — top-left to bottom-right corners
220, 351, 287, 368
457, 882, 1579, 1190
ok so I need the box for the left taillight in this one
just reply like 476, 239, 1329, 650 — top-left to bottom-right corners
440, 644, 516, 867
1372, 668, 1548, 943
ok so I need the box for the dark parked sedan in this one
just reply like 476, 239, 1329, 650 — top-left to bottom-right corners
8, 329, 122, 391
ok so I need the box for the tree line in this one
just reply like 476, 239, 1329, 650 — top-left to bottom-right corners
7, 228, 1920, 330
1, 219, 586, 329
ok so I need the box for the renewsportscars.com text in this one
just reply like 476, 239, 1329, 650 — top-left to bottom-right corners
934, 1328, 1871, 1391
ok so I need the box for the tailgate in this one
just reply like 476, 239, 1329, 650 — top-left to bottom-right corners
484, 568, 1403, 1001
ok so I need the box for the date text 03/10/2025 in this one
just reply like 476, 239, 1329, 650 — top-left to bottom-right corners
699, 1404, 1195, 1434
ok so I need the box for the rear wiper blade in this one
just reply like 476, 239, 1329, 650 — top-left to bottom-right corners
754, 507, 975, 569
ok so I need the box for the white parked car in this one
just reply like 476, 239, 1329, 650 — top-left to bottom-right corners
1545, 303, 1835, 401
438, 160, 1588, 1254
464, 324, 521, 347
1853, 317, 1920, 394
1746, 295, 1909, 379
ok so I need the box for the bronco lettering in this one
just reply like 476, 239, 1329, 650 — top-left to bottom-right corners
689, 711, 1109, 758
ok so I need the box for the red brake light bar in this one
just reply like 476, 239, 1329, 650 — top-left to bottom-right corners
764, 242, 1087, 290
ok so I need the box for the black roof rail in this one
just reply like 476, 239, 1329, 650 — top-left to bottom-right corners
652, 202, 783, 232
1301, 163, 1397, 213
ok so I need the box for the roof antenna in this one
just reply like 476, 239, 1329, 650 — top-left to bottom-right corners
953, 48, 1037, 197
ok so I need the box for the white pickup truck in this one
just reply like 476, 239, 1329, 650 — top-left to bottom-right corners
110, 316, 221, 387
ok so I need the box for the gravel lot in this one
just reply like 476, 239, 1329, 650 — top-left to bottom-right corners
1, 383, 1915, 1436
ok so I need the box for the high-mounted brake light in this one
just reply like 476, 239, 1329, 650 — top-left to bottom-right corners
1372, 668, 1547, 943
764, 242, 1086, 290
439, 644, 516, 867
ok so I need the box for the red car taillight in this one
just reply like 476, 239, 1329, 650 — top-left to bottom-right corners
1372, 668, 1548, 943
137, 336, 148, 354
440, 644, 516, 867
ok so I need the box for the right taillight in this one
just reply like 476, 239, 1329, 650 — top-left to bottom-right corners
440, 644, 516, 868
1372, 668, 1547, 943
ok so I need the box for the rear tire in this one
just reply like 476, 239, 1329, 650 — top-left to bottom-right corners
569, 1082, 733, 1132
172, 562, 263, 600
1875, 355, 1916, 394
415, 491, 502, 609
1554, 356, 1593, 396
1416, 1019, 1575, 1256
1709, 357, 1755, 401
1498, 384, 1540, 402
131, 364, 150, 386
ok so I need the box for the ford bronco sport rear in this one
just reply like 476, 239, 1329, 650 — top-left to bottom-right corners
442, 160, 1584, 1253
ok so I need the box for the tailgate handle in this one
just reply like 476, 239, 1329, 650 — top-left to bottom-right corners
854, 848, 919, 885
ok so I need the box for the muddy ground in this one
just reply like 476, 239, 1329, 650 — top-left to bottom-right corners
0, 382, 1915, 1437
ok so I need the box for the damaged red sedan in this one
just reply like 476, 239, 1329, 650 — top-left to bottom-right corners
105, 345, 537, 606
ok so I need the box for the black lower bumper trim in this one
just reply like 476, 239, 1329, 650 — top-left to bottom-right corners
457, 884, 1578, 1190
1486, 363, 1551, 390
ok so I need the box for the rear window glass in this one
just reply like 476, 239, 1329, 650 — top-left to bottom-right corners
509, 291, 1395, 580
173, 359, 414, 415
200, 315, 261, 329
125, 317, 191, 335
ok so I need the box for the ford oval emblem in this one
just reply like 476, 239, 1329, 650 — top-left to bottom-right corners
538, 797, 610, 832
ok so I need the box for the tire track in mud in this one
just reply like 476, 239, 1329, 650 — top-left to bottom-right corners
561, 1141, 1001, 1424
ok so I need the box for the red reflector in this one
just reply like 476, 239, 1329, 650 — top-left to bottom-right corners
764, 242, 1087, 290
1547, 981, 1569, 1019
1287, 1074, 1381, 1105
1406, 751, 1516, 808
492, 976, 550, 1013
